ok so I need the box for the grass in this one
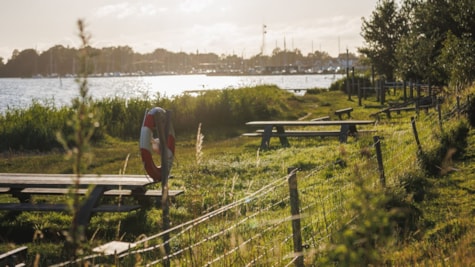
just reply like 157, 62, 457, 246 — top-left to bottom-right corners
0, 87, 475, 266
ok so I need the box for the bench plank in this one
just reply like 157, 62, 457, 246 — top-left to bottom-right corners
244, 131, 341, 137
19, 188, 184, 197
0, 203, 141, 212
334, 107, 353, 119
0, 246, 27, 260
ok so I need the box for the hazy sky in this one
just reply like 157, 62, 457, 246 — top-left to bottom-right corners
0, 0, 378, 61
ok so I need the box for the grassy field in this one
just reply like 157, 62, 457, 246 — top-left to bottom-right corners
1, 87, 474, 266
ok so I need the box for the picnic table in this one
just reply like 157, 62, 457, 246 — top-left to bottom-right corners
243, 120, 375, 149
0, 173, 183, 227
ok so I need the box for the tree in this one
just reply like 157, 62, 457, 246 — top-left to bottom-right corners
359, 0, 408, 81
395, 0, 475, 86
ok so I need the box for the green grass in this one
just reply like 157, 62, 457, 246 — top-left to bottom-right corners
0, 86, 474, 266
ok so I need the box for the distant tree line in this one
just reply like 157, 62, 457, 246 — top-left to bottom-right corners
360, 0, 475, 90
0, 44, 360, 78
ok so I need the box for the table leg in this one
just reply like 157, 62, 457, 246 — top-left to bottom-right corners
260, 125, 273, 149
276, 126, 290, 147
77, 186, 106, 227
339, 124, 350, 143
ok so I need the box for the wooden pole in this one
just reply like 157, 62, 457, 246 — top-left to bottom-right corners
161, 110, 172, 267
358, 77, 362, 106
411, 117, 422, 153
288, 168, 304, 267
437, 97, 443, 132
373, 136, 386, 188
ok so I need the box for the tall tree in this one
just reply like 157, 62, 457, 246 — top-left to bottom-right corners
396, 0, 475, 86
359, 0, 408, 81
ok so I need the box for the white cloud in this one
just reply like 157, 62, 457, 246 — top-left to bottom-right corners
94, 2, 159, 19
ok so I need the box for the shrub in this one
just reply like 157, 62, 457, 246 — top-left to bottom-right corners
418, 120, 469, 176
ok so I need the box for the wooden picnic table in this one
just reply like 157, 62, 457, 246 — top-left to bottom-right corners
0, 173, 183, 227
244, 120, 375, 149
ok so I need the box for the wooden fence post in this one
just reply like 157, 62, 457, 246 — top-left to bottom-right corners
358, 78, 362, 106
457, 96, 461, 118
373, 136, 386, 188
411, 117, 422, 153
403, 80, 407, 102
437, 97, 443, 132
161, 110, 173, 267
288, 168, 304, 267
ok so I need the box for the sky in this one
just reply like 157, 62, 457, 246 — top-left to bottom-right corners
0, 0, 378, 61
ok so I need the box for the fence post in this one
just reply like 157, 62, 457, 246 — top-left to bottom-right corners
358, 77, 362, 106
411, 117, 422, 153
437, 97, 443, 132
161, 110, 173, 267
457, 95, 461, 118
287, 167, 304, 267
373, 136, 386, 188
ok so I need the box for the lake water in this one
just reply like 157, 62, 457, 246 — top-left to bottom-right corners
0, 74, 342, 114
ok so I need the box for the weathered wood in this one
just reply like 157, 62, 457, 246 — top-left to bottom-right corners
0, 203, 141, 212
19, 188, 184, 197
0, 246, 27, 267
0, 173, 155, 189
245, 120, 374, 126
335, 107, 353, 119
287, 168, 304, 267
0, 187, 10, 193
93, 241, 136, 255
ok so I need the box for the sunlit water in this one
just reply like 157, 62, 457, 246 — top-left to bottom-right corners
0, 74, 342, 114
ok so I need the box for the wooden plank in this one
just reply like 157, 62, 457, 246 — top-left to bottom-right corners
0, 246, 27, 261
93, 241, 136, 255
19, 188, 184, 197
334, 107, 353, 114
0, 187, 10, 193
0, 203, 141, 212
0, 203, 69, 211
0, 173, 156, 189
243, 131, 341, 137
246, 120, 374, 126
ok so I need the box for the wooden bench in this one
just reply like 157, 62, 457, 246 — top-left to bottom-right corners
0, 173, 184, 227
244, 120, 375, 149
334, 107, 353, 119
0, 246, 27, 267
370, 105, 434, 120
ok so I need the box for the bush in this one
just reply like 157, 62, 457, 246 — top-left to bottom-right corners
418, 120, 469, 176
0, 85, 296, 151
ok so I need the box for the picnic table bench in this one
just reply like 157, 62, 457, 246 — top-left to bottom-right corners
0, 246, 27, 267
0, 173, 184, 227
243, 120, 375, 149
334, 107, 353, 119
370, 104, 434, 120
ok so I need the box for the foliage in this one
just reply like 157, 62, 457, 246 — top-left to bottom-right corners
359, 0, 408, 81
467, 93, 475, 128
439, 31, 475, 92
318, 173, 395, 266
361, 0, 475, 89
418, 120, 470, 177
0, 85, 296, 151
0, 102, 72, 151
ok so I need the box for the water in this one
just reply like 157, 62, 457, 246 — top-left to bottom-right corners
0, 74, 342, 114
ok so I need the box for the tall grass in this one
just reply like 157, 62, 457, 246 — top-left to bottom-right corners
0, 85, 297, 151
